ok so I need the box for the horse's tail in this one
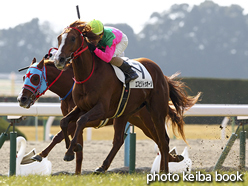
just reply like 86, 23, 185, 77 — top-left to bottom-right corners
166, 72, 201, 144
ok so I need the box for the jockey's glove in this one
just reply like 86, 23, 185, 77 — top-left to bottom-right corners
87, 43, 96, 52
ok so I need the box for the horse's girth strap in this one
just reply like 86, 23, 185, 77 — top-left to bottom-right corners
95, 83, 130, 129
111, 82, 130, 119
95, 118, 109, 129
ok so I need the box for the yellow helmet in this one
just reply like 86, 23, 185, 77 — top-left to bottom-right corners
88, 19, 104, 35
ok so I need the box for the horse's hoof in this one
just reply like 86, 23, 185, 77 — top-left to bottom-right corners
64, 154, 75, 161
74, 143, 83, 152
31, 154, 42, 162
94, 167, 105, 174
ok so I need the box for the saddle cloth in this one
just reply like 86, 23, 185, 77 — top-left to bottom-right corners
111, 57, 153, 88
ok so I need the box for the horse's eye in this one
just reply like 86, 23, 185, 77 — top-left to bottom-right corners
31, 74, 40, 86
71, 36, 75, 42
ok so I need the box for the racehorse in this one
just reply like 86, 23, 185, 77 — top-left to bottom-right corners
18, 57, 200, 173
53, 20, 201, 173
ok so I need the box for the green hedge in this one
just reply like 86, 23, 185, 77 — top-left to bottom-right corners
0, 117, 26, 140
182, 78, 248, 104
179, 78, 248, 124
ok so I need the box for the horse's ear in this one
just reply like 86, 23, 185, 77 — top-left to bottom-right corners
31, 58, 36, 65
37, 58, 44, 69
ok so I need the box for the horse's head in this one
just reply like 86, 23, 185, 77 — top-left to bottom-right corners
54, 20, 96, 70
17, 58, 48, 108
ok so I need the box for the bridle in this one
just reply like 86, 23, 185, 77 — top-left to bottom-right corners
55, 26, 95, 84
53, 27, 89, 62
22, 62, 63, 105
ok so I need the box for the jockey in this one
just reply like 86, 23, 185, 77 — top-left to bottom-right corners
86, 19, 138, 84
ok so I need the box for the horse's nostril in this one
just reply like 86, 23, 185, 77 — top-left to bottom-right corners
20, 96, 27, 103
59, 57, 65, 63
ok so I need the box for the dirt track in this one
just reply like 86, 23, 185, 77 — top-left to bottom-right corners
0, 139, 247, 175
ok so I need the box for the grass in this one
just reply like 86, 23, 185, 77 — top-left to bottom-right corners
16, 124, 235, 141
1, 171, 247, 186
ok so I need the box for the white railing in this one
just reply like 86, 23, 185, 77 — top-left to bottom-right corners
1, 103, 248, 117
184, 104, 248, 116
0, 103, 247, 141
0, 102, 62, 116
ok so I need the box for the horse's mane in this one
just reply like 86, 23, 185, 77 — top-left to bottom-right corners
67, 20, 100, 40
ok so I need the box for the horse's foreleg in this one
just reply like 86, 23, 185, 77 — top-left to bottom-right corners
74, 130, 83, 175
32, 130, 64, 161
60, 106, 81, 150
95, 118, 127, 173
33, 120, 77, 162
64, 104, 105, 162
68, 124, 83, 175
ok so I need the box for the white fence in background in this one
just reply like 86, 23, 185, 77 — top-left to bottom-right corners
0, 103, 248, 141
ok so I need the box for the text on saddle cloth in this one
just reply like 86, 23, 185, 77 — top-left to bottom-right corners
111, 57, 153, 88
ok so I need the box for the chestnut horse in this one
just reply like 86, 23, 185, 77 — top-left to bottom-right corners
18, 57, 200, 174
53, 21, 201, 173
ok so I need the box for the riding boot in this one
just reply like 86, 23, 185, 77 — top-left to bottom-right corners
118, 60, 138, 84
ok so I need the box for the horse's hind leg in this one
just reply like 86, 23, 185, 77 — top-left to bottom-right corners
151, 113, 169, 172
149, 92, 170, 172
95, 118, 127, 173
132, 109, 180, 163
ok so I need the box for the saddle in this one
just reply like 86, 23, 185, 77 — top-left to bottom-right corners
112, 57, 153, 88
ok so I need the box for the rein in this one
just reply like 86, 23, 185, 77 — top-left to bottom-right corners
38, 69, 64, 98
73, 55, 95, 84
48, 47, 58, 56
59, 82, 74, 101
69, 27, 89, 59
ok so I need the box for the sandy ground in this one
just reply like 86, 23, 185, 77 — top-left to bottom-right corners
0, 138, 247, 175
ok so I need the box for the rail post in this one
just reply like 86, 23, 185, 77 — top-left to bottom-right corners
124, 123, 136, 174
231, 117, 236, 133
9, 129, 17, 176
129, 125, 136, 174
239, 124, 246, 170
213, 124, 240, 171
8, 116, 24, 176
124, 123, 130, 167
0, 124, 11, 149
